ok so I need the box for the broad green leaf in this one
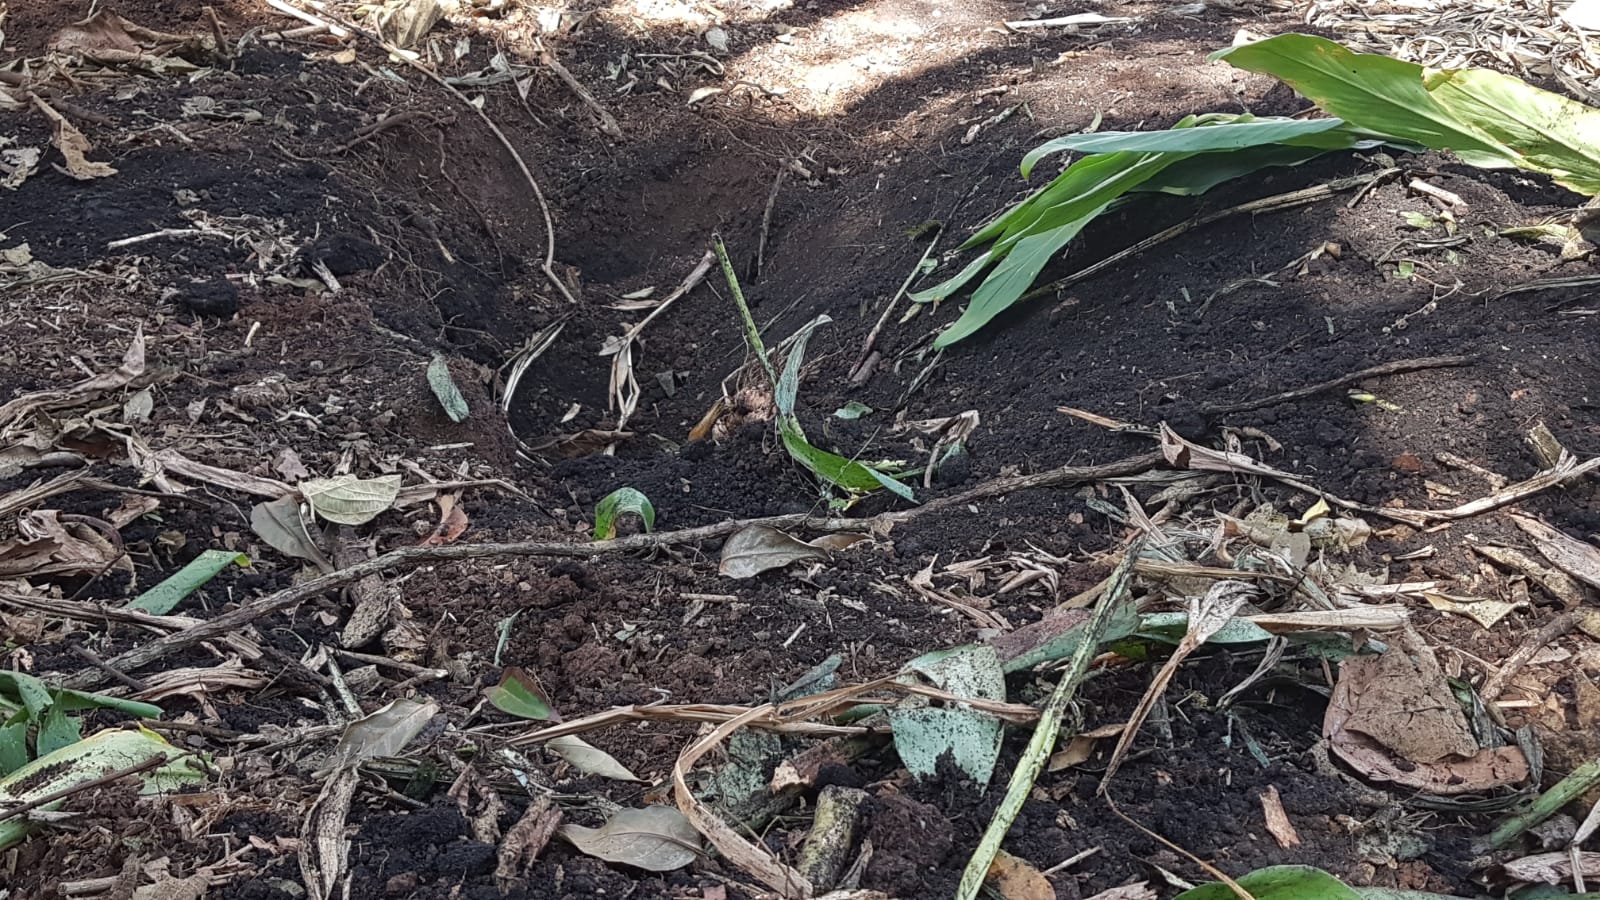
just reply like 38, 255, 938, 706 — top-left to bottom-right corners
1020, 116, 1343, 175
301, 474, 403, 526
486, 667, 554, 721
778, 417, 914, 501
1174, 865, 1362, 899
593, 487, 655, 540
127, 549, 249, 614
0, 717, 28, 776
427, 353, 470, 422
558, 806, 700, 872
833, 401, 873, 420
36, 705, 80, 757
1210, 34, 1515, 169
1136, 143, 1347, 196
1423, 66, 1600, 194
769, 316, 913, 500
934, 212, 1103, 349
0, 726, 206, 850
909, 247, 996, 304
0, 671, 51, 721
998, 596, 1140, 674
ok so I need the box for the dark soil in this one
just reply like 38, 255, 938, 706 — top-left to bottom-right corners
3, 0, 1598, 898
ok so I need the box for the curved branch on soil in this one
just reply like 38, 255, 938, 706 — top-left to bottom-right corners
65, 452, 1164, 689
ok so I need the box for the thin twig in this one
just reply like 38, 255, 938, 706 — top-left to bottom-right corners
1480, 609, 1581, 705
66, 452, 1162, 689
853, 232, 942, 381
68, 645, 150, 692
955, 536, 1146, 900
0, 755, 168, 825
755, 165, 786, 279
538, 42, 624, 140
1201, 354, 1475, 416
1021, 169, 1396, 304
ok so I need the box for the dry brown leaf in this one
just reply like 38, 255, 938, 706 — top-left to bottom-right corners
1511, 513, 1600, 590
1500, 850, 1600, 884
1326, 645, 1528, 794
1048, 735, 1096, 772
1259, 785, 1300, 848
0, 330, 143, 434
530, 429, 633, 458
987, 849, 1053, 900
31, 95, 117, 180
419, 497, 469, 547
495, 796, 563, 893
0, 510, 120, 578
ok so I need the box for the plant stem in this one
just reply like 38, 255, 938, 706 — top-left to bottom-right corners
954, 535, 1147, 900
712, 234, 778, 390
1486, 755, 1600, 849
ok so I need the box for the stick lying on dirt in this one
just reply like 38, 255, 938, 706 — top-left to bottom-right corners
1201, 354, 1475, 417
65, 452, 1164, 689
955, 537, 1144, 900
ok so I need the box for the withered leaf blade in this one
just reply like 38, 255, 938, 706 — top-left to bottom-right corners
1325, 646, 1527, 794
301, 474, 402, 526
557, 806, 700, 872
547, 735, 642, 782
718, 524, 826, 578
328, 698, 439, 770
250, 495, 332, 570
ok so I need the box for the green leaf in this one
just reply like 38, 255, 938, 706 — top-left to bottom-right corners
127, 549, 249, 615
36, 705, 80, 758
776, 315, 830, 417
779, 417, 914, 501
593, 487, 655, 540
1210, 34, 1516, 169
833, 401, 873, 420
51, 689, 161, 720
1422, 65, 1600, 194
486, 667, 554, 721
1137, 611, 1273, 645
772, 316, 914, 500
1, 671, 52, 721
1020, 116, 1343, 175
427, 354, 470, 422
0, 727, 206, 851
1135, 143, 1346, 196
1174, 865, 1362, 900
0, 716, 28, 776
934, 212, 1104, 349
